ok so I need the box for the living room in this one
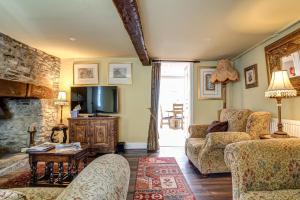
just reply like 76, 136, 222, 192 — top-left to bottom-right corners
0, 0, 300, 200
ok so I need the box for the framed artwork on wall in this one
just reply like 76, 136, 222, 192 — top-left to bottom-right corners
108, 63, 132, 85
198, 67, 222, 100
265, 27, 300, 95
73, 63, 99, 85
244, 64, 258, 89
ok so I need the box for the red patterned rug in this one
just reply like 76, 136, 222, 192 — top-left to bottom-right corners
134, 157, 196, 200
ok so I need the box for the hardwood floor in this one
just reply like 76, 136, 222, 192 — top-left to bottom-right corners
122, 147, 232, 200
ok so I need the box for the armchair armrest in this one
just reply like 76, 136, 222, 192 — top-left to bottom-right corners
224, 139, 300, 200
205, 132, 251, 149
188, 124, 209, 138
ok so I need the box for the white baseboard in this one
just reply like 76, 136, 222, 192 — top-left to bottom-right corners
125, 143, 147, 149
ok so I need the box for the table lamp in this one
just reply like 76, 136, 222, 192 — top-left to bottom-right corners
265, 70, 297, 137
54, 91, 69, 125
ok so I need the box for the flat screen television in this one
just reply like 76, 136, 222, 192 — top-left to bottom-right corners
71, 86, 118, 114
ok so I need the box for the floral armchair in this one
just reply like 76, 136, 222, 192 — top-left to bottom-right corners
225, 139, 300, 200
185, 109, 271, 175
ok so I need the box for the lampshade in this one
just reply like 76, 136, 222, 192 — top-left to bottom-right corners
211, 59, 239, 84
54, 91, 69, 106
265, 70, 297, 98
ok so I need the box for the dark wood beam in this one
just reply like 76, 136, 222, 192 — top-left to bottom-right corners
112, 0, 150, 66
0, 79, 54, 99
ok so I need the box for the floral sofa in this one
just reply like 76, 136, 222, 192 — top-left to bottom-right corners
0, 154, 130, 200
185, 109, 271, 175
225, 139, 300, 200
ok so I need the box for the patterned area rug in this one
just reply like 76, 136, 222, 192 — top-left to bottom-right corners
134, 157, 195, 200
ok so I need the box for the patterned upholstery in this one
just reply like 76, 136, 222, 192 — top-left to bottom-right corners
185, 109, 271, 174
240, 190, 300, 200
188, 124, 209, 138
0, 189, 26, 200
246, 112, 271, 139
12, 188, 64, 200
185, 138, 205, 154
225, 139, 300, 200
220, 109, 252, 132
10, 154, 130, 200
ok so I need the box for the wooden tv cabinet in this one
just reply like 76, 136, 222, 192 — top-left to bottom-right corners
68, 116, 119, 154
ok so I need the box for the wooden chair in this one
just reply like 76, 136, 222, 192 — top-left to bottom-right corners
160, 106, 173, 128
173, 104, 184, 129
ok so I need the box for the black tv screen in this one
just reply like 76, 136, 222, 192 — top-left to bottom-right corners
71, 86, 118, 114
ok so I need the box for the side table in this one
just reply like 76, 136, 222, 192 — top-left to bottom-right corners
28, 147, 88, 187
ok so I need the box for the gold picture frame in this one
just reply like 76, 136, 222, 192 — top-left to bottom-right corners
265, 28, 300, 95
197, 67, 222, 100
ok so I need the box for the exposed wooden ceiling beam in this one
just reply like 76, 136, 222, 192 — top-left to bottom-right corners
112, 0, 150, 66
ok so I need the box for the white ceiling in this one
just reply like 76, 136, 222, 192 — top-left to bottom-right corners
0, 0, 136, 58
139, 0, 300, 60
0, 0, 299, 60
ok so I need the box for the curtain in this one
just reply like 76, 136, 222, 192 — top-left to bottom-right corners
147, 62, 161, 152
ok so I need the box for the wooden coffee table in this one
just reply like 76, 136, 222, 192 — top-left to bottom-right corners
28, 147, 88, 187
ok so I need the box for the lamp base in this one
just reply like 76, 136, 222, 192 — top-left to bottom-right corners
271, 131, 290, 138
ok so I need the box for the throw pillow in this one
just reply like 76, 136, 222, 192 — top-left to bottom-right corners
0, 189, 27, 200
207, 121, 228, 133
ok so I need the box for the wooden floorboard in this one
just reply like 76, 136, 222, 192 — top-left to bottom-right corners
121, 147, 232, 200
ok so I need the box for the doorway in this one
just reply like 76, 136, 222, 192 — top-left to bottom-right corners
158, 62, 193, 147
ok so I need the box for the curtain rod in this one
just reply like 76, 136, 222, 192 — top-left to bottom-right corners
151, 59, 200, 63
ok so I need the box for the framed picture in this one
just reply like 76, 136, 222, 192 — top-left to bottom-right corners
265, 27, 300, 95
108, 63, 132, 85
198, 67, 222, 99
244, 64, 258, 89
73, 63, 99, 85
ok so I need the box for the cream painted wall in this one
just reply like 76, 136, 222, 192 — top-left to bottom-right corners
193, 61, 223, 124
59, 57, 151, 143
59, 58, 220, 144
229, 22, 300, 120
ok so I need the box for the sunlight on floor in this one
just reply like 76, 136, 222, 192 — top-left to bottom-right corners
159, 127, 186, 147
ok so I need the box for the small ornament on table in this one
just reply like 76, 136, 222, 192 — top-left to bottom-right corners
71, 104, 81, 118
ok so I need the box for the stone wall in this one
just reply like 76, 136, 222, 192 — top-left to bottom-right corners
0, 32, 60, 153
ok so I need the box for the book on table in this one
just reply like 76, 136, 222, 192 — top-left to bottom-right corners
26, 143, 56, 153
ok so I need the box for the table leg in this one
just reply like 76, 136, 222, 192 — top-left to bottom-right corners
48, 162, 54, 184
83, 157, 88, 168
30, 161, 38, 185
58, 162, 64, 184
73, 160, 79, 177
43, 162, 50, 179
66, 161, 73, 181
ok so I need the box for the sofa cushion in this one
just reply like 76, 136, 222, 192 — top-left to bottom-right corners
207, 121, 228, 133
186, 138, 206, 155
246, 112, 271, 139
241, 189, 300, 200
220, 109, 252, 132
0, 189, 26, 200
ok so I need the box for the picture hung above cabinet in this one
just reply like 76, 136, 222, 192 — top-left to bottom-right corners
73, 63, 99, 85
108, 63, 132, 85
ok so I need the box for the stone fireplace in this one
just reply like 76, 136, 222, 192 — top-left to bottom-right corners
0, 32, 60, 153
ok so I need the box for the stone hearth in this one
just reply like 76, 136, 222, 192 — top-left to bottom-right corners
0, 32, 60, 153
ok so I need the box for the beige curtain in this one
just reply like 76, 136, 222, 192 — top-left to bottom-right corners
147, 62, 161, 152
